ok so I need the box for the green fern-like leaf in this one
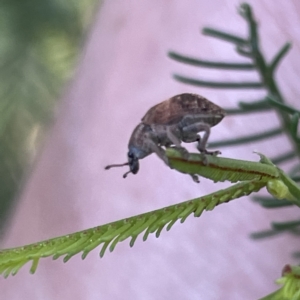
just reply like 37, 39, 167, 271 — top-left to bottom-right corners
2, 150, 298, 277
0, 179, 266, 277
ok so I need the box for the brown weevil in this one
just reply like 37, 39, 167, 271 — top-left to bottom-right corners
105, 93, 225, 181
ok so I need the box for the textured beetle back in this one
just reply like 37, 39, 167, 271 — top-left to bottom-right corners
141, 93, 225, 126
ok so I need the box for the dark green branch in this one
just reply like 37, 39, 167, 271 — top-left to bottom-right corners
224, 106, 270, 115
270, 151, 296, 164
236, 45, 252, 58
252, 196, 293, 208
173, 74, 263, 89
239, 4, 300, 159
209, 127, 283, 147
202, 28, 248, 45
292, 175, 300, 182
225, 98, 272, 115
250, 229, 287, 239
290, 113, 299, 139
248, 7, 268, 75
238, 98, 271, 110
168, 51, 255, 70
269, 43, 292, 73
267, 95, 300, 115
272, 220, 300, 230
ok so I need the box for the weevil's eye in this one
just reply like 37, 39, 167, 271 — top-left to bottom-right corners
127, 151, 139, 174
128, 152, 134, 159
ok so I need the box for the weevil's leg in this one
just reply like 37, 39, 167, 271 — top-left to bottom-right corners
191, 174, 200, 183
181, 134, 210, 164
182, 122, 221, 156
144, 132, 169, 166
166, 126, 189, 159
144, 131, 198, 183
166, 126, 181, 147
181, 134, 199, 143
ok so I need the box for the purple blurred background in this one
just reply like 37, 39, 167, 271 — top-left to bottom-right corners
1, 1, 300, 299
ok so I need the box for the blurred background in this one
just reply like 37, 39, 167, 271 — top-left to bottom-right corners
0, 1, 299, 299
0, 0, 99, 234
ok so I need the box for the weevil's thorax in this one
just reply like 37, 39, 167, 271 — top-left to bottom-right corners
128, 123, 154, 159
150, 124, 178, 147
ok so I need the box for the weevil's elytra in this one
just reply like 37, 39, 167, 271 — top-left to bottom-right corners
105, 93, 226, 182
142, 93, 224, 127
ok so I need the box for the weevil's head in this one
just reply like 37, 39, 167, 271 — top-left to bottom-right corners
127, 149, 139, 175
124, 144, 151, 177
104, 123, 152, 179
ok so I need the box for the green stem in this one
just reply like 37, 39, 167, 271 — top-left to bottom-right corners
166, 149, 279, 183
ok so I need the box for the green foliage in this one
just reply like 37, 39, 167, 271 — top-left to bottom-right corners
259, 265, 300, 300
168, 3, 300, 298
1, 149, 290, 277
1, 148, 299, 277
0, 0, 99, 232
169, 4, 299, 153
169, 2, 300, 233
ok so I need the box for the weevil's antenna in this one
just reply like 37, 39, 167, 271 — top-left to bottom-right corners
123, 170, 132, 178
105, 162, 129, 170
105, 163, 132, 179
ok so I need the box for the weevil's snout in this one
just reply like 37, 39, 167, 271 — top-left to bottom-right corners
104, 151, 139, 179
127, 151, 139, 175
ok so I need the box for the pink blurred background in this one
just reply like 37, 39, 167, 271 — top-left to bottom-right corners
1, 1, 300, 299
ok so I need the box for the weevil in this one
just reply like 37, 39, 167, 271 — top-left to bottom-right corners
105, 93, 225, 182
